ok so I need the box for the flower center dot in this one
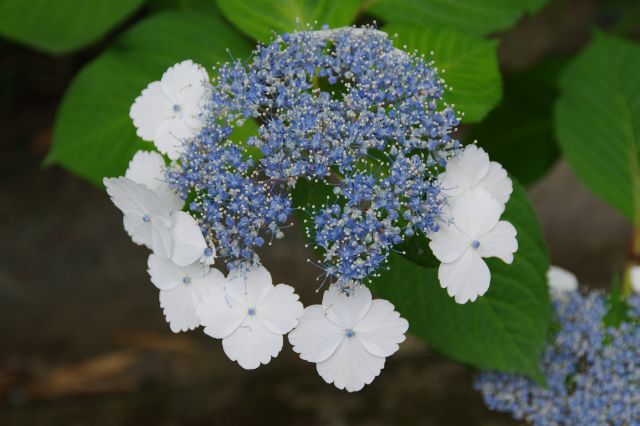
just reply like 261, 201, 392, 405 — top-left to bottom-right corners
182, 276, 191, 284
172, 104, 182, 113
142, 214, 151, 223
247, 308, 256, 316
471, 240, 480, 249
345, 329, 355, 338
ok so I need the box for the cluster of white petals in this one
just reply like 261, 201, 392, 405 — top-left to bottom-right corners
105, 150, 216, 332
130, 60, 209, 160
289, 285, 408, 392
430, 145, 518, 304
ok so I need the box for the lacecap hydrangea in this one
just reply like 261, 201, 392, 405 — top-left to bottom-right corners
103, 26, 517, 392
475, 268, 640, 424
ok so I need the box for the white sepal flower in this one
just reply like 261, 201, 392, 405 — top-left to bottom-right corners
125, 150, 183, 211
547, 266, 578, 300
104, 177, 174, 258
429, 188, 518, 304
196, 266, 303, 370
441, 144, 512, 205
629, 265, 640, 295
148, 254, 225, 333
170, 211, 208, 267
289, 285, 408, 393
130, 60, 209, 160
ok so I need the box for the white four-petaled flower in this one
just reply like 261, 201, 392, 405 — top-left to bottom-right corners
547, 266, 578, 300
289, 285, 408, 392
430, 188, 518, 304
148, 254, 225, 333
197, 266, 303, 369
440, 144, 512, 205
130, 60, 209, 160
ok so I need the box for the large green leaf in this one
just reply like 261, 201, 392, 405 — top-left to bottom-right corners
368, 0, 549, 37
216, 0, 362, 42
385, 24, 502, 123
45, 11, 252, 186
371, 182, 550, 380
470, 58, 564, 185
0, 0, 145, 54
555, 32, 640, 221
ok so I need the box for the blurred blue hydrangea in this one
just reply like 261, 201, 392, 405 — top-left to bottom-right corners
168, 26, 460, 286
475, 291, 640, 425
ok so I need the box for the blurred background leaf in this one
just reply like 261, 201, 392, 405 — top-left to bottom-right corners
44, 11, 252, 186
367, 0, 550, 37
216, 0, 362, 42
371, 181, 550, 380
385, 23, 502, 123
470, 58, 564, 186
0, 0, 146, 54
555, 31, 640, 221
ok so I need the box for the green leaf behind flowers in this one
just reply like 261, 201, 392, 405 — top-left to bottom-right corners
368, 0, 549, 37
384, 24, 502, 123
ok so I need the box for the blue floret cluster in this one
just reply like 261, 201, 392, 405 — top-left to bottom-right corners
168, 26, 460, 287
475, 292, 640, 425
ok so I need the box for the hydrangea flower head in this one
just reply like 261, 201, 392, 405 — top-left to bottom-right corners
475, 288, 640, 425
102, 25, 521, 393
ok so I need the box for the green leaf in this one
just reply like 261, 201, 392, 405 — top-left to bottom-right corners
470, 58, 564, 185
384, 24, 501, 123
554, 32, 640, 221
0, 0, 145, 54
216, 0, 362, 42
149, 0, 219, 14
45, 11, 253, 186
368, 0, 549, 37
371, 181, 550, 379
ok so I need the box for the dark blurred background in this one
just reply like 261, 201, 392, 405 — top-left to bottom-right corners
0, 0, 636, 424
